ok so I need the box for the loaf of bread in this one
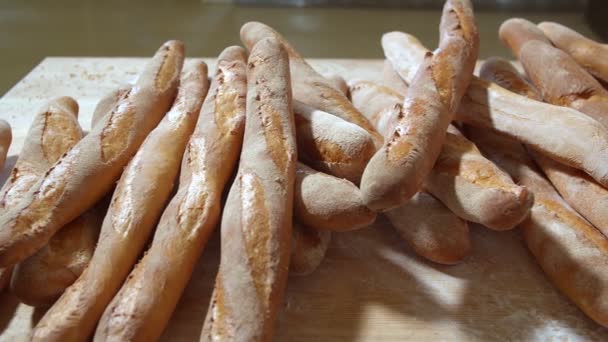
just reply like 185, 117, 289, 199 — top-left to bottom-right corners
0, 97, 80, 293
94, 47, 247, 342
386, 192, 470, 264
91, 84, 131, 128
32, 59, 207, 342
295, 162, 376, 231
0, 41, 185, 268
501, 18, 608, 128
11, 198, 107, 307
381, 31, 427, 88
0, 119, 11, 172
382, 60, 409, 95
201, 37, 297, 342
323, 73, 349, 96
539, 21, 608, 83
290, 221, 331, 276
294, 101, 376, 184
466, 126, 608, 328
360, 0, 479, 211
480, 57, 608, 238
239, 21, 381, 145
498, 18, 551, 58
384, 30, 608, 188
350, 81, 532, 230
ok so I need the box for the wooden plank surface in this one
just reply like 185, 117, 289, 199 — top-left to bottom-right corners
0, 57, 606, 341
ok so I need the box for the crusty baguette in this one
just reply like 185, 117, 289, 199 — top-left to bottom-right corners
294, 162, 376, 232
294, 101, 376, 184
0, 41, 185, 268
323, 73, 349, 96
386, 192, 470, 265
360, 0, 479, 211
348, 82, 470, 262
384, 31, 608, 188
290, 221, 331, 276
480, 57, 608, 238
94, 47, 246, 342
32, 59, 207, 342
239, 21, 382, 145
479, 57, 542, 101
465, 126, 608, 328
0, 97, 80, 293
350, 81, 532, 230
91, 85, 131, 129
498, 18, 551, 58
0, 119, 11, 171
201, 37, 297, 342
500, 19, 608, 128
539, 21, 608, 83
381, 31, 427, 89
381, 59, 409, 95
11, 198, 107, 307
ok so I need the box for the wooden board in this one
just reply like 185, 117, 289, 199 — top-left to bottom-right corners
0, 57, 606, 341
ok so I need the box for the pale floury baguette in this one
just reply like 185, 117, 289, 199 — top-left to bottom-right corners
32, 60, 207, 342
383, 30, 608, 189
466, 127, 608, 328
360, 0, 479, 211
500, 18, 608, 128
0, 98, 78, 293
497, 18, 551, 59
381, 60, 409, 94
0, 41, 185, 267
294, 101, 376, 185
0, 119, 11, 172
539, 21, 608, 83
349, 82, 471, 262
290, 221, 331, 276
294, 163, 376, 232
94, 47, 247, 342
350, 81, 532, 230
201, 37, 297, 342
323, 73, 349, 96
480, 57, 608, 237
239, 21, 382, 145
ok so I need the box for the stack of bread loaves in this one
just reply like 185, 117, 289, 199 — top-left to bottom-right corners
0, 0, 607, 340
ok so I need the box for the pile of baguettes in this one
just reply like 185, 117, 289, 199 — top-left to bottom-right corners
0, 0, 607, 339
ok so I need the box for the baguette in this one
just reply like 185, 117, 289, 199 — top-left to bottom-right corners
360, 0, 479, 211
386, 192, 470, 265
538, 21, 608, 83
381, 31, 427, 88
384, 31, 608, 188
498, 18, 551, 58
91, 85, 131, 129
480, 57, 608, 237
465, 127, 608, 328
350, 81, 532, 230
294, 163, 376, 232
239, 21, 382, 145
94, 47, 246, 342
381, 60, 409, 95
323, 73, 349, 96
32, 59, 206, 342
349, 82, 470, 262
290, 221, 331, 276
11, 198, 107, 307
500, 19, 608, 128
0, 119, 11, 171
201, 37, 297, 342
294, 101, 376, 184
0, 41, 185, 267
0, 97, 80, 293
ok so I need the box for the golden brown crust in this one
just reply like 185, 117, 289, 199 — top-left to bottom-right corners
11, 198, 107, 307
360, 0, 479, 211
385, 192, 470, 264
94, 47, 247, 342
479, 57, 541, 100
290, 221, 331, 276
201, 37, 297, 342
91, 85, 131, 129
239, 21, 381, 145
466, 127, 608, 328
294, 101, 376, 184
294, 163, 376, 232
0, 41, 185, 268
498, 18, 551, 59
32, 55, 205, 342
539, 21, 608, 83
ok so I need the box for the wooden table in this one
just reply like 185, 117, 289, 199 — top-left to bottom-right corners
0, 57, 606, 341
